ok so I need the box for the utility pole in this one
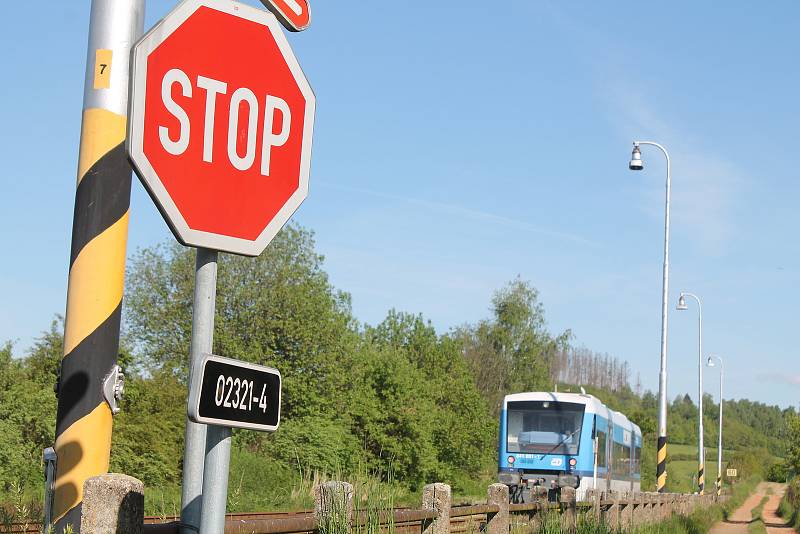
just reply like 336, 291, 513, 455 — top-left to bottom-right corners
52, 2, 144, 532
628, 141, 672, 493
677, 292, 705, 494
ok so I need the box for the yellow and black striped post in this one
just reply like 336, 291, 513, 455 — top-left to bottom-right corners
656, 435, 667, 492
716, 476, 721, 497
52, 2, 143, 532
698, 464, 705, 495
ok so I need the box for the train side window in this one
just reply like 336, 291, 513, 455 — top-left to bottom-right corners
596, 429, 607, 468
612, 441, 631, 478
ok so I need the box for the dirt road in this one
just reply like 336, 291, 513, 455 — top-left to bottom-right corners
708, 482, 795, 533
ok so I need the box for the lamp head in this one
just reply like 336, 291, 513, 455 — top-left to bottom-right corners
629, 144, 644, 171
677, 294, 688, 310
707, 357, 715, 367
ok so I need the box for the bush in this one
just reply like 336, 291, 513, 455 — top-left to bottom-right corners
766, 460, 789, 483
778, 478, 800, 528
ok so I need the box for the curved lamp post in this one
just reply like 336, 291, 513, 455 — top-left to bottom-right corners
707, 355, 724, 496
629, 141, 672, 492
677, 292, 705, 494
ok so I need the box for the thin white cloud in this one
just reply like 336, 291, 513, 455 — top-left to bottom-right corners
757, 372, 800, 386
316, 181, 598, 247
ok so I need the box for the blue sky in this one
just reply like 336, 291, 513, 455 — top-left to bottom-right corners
1, 1, 798, 408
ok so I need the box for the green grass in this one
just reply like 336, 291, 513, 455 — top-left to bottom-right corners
778, 478, 800, 529
746, 494, 769, 534
143, 484, 182, 519
721, 476, 761, 521
0, 482, 43, 528
628, 476, 760, 534
631, 508, 722, 534
450, 465, 498, 505
143, 448, 412, 517
666, 459, 724, 494
662, 443, 731, 494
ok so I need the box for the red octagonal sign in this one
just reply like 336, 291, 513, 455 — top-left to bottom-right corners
128, 0, 315, 256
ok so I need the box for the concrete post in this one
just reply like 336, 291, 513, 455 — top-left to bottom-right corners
652, 493, 663, 523
622, 492, 635, 530
632, 493, 644, 528
586, 489, 601, 521
529, 487, 549, 532
314, 482, 354, 534
422, 483, 451, 534
80, 474, 144, 534
602, 491, 618, 531
599, 491, 610, 529
559, 487, 577, 534
652, 493, 659, 521
654, 494, 661, 521
486, 484, 509, 534
640, 493, 649, 525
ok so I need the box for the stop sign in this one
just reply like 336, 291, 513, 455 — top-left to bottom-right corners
127, 0, 315, 256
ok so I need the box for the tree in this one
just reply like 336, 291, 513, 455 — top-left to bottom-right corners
456, 278, 570, 414
122, 226, 495, 488
0, 327, 60, 492
787, 414, 800, 476
124, 225, 358, 421
110, 370, 187, 486
360, 311, 495, 487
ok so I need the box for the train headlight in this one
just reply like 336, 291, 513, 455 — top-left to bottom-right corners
569, 458, 577, 467
507, 456, 516, 465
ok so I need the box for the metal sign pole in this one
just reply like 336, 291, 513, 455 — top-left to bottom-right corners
181, 248, 218, 534
200, 425, 233, 534
128, 5, 314, 531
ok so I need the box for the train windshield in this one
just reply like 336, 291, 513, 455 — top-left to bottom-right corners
506, 401, 585, 455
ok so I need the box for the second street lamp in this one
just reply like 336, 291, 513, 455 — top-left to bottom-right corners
708, 355, 724, 496
629, 141, 672, 492
677, 292, 705, 494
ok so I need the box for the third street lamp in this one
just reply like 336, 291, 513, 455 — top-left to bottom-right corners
677, 292, 705, 494
628, 141, 672, 492
707, 355, 724, 496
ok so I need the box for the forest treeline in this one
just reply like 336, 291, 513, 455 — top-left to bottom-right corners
1, 225, 797, 504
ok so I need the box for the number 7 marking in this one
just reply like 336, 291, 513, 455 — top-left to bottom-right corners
94, 49, 112, 89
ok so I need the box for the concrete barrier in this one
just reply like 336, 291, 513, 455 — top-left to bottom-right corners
313, 481, 353, 534
81, 473, 144, 534
486, 484, 509, 534
422, 483, 451, 534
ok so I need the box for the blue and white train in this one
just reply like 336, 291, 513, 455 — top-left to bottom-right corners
498, 391, 642, 502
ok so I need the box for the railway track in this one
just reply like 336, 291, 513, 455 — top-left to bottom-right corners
4, 510, 317, 533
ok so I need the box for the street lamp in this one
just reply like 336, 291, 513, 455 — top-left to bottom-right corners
629, 141, 671, 493
707, 355, 724, 496
677, 292, 705, 495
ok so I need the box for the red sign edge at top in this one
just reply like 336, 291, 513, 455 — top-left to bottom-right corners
260, 0, 311, 32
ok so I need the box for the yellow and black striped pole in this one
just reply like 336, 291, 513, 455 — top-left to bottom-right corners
698, 463, 705, 495
52, 2, 143, 532
656, 435, 667, 492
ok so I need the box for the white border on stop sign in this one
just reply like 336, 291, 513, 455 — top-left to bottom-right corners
127, 0, 316, 257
